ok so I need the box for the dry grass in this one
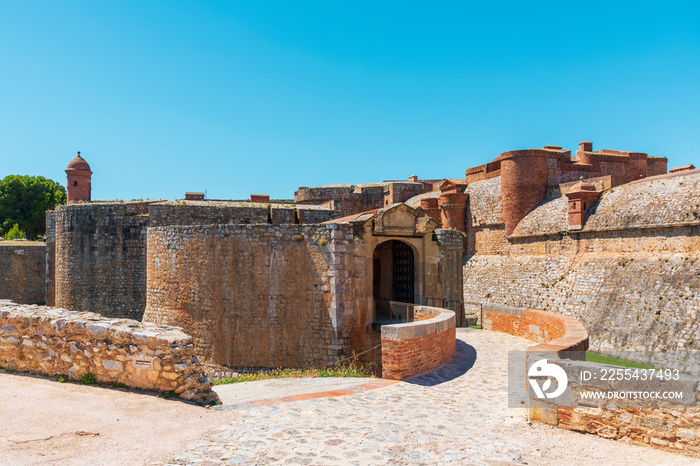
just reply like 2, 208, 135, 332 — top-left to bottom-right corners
213, 361, 377, 385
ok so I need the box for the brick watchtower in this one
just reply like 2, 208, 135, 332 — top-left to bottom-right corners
565, 179, 600, 230
66, 152, 92, 203
419, 198, 441, 224
436, 180, 468, 232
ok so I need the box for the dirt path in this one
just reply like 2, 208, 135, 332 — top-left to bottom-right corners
0, 372, 231, 465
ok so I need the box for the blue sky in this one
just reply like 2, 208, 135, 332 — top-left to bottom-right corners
1, 1, 699, 201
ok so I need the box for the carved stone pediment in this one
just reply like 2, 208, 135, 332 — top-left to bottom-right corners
374, 203, 439, 236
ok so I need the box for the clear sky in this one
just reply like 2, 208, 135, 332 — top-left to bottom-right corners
1, 1, 699, 201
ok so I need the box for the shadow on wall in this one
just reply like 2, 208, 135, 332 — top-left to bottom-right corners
403, 339, 476, 387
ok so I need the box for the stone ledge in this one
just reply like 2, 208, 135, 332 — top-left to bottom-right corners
380, 306, 455, 341
0, 300, 218, 404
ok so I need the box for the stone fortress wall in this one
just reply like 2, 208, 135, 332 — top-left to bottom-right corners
0, 243, 46, 304
6, 142, 697, 378
461, 155, 700, 373
144, 223, 367, 368
294, 180, 437, 218
49, 199, 339, 320
143, 209, 465, 370
52, 203, 151, 320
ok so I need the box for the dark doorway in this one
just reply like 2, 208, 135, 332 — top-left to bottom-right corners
373, 240, 415, 325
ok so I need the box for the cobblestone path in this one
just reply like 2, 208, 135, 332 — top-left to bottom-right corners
163, 329, 692, 465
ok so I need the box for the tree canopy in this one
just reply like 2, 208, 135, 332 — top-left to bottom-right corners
0, 175, 66, 239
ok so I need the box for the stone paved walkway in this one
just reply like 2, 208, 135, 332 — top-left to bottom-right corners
162, 329, 693, 465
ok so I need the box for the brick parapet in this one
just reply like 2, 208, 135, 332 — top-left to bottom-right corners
482, 305, 589, 355
0, 300, 218, 404
381, 306, 456, 380
483, 304, 700, 459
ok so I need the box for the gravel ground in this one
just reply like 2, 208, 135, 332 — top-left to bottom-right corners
167, 329, 694, 465
0, 373, 229, 465
1, 328, 693, 465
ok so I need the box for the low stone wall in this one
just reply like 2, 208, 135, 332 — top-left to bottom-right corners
529, 356, 700, 457
0, 243, 46, 304
0, 300, 218, 404
483, 304, 589, 355
486, 304, 700, 458
381, 306, 456, 380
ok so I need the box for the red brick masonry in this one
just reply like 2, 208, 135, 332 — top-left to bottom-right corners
381, 306, 456, 380
483, 306, 588, 355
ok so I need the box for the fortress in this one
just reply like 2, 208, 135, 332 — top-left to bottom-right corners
2, 142, 699, 375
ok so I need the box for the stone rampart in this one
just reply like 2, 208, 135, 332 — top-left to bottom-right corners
381, 306, 456, 380
0, 300, 218, 404
464, 224, 700, 373
54, 203, 149, 320
149, 201, 269, 226
0, 244, 46, 304
144, 223, 377, 369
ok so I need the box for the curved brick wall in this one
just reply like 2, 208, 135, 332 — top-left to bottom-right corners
482, 303, 700, 459
381, 306, 456, 380
54, 204, 148, 320
438, 192, 468, 231
482, 304, 589, 355
499, 150, 549, 235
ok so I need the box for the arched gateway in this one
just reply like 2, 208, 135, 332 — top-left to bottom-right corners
373, 240, 416, 324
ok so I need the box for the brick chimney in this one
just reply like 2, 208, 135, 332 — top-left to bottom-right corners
579, 141, 593, 152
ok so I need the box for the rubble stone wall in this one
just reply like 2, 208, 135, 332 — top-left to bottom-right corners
149, 202, 269, 227
0, 244, 46, 304
531, 357, 700, 458
54, 204, 149, 320
144, 223, 376, 369
0, 300, 218, 404
464, 224, 700, 373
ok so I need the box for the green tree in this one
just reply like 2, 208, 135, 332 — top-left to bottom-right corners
4, 224, 26, 240
0, 175, 66, 239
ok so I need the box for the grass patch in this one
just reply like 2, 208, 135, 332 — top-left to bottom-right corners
467, 325, 482, 330
213, 361, 376, 385
586, 351, 655, 369
80, 373, 97, 385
